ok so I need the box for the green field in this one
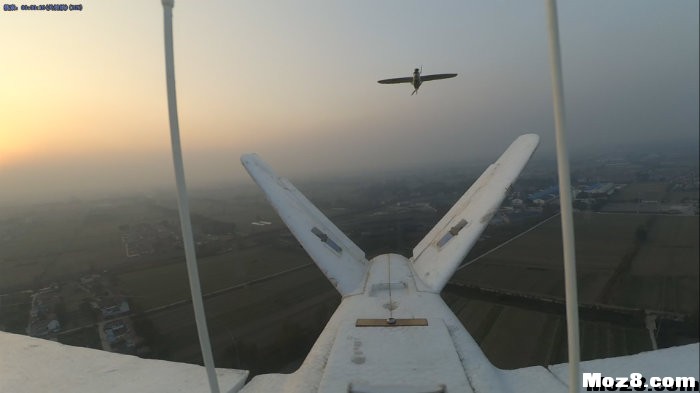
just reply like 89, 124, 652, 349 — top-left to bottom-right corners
174, 192, 281, 236
116, 245, 312, 311
610, 215, 699, 314
134, 266, 339, 372
453, 213, 651, 303
610, 182, 669, 202
448, 211, 697, 368
0, 200, 170, 292
443, 295, 653, 369
0, 292, 31, 333
454, 212, 698, 311
58, 327, 101, 350
668, 190, 700, 204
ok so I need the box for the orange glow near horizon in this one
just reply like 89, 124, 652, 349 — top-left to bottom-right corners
1, 2, 697, 204
1, 4, 165, 171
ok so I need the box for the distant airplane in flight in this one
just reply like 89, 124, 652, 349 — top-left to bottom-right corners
378, 67, 457, 95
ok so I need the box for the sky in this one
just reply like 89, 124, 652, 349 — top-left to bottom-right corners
0, 1, 698, 204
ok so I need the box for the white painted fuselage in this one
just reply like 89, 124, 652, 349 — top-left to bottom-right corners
241, 254, 484, 392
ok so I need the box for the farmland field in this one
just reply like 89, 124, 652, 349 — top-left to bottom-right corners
1, 175, 696, 375
116, 245, 312, 311
134, 265, 339, 372
443, 294, 654, 369
610, 182, 669, 202
447, 211, 697, 368
0, 199, 169, 292
610, 215, 699, 314
452, 213, 651, 303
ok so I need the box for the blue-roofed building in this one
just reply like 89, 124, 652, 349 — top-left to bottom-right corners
582, 182, 615, 196
527, 185, 559, 202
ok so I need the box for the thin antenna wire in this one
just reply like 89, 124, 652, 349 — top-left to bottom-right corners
161, 1, 221, 392
545, 1, 581, 392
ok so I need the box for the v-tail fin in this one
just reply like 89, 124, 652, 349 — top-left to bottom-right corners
241, 154, 368, 296
411, 134, 540, 291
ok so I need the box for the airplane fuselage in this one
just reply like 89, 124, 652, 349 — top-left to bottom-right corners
240, 254, 489, 392
412, 68, 422, 91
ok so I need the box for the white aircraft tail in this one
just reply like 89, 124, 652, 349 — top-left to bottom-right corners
241, 154, 368, 296
242, 135, 538, 297
411, 134, 540, 292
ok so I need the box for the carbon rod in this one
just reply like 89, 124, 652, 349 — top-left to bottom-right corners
545, 1, 581, 392
161, 1, 220, 392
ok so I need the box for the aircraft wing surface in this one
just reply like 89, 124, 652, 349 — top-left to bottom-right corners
411, 134, 539, 291
481, 343, 700, 393
546, 343, 699, 392
377, 77, 413, 84
421, 73, 458, 81
3, 320, 696, 393
241, 154, 368, 296
0, 331, 248, 393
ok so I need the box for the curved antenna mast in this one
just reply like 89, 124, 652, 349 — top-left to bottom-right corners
545, 1, 580, 392
161, 1, 221, 392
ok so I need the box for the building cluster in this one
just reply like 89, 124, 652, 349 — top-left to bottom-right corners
522, 182, 616, 206
670, 171, 700, 193
26, 284, 62, 339
121, 221, 180, 258
79, 274, 142, 355
25, 273, 145, 355
98, 312, 142, 355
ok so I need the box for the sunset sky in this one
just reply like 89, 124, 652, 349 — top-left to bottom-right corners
1, 1, 698, 203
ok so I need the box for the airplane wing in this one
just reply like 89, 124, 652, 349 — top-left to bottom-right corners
481, 343, 700, 393
377, 77, 413, 84
241, 154, 368, 296
0, 331, 249, 393
411, 134, 539, 292
420, 73, 458, 81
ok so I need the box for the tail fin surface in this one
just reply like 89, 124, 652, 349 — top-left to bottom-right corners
411, 134, 540, 292
241, 154, 368, 296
